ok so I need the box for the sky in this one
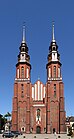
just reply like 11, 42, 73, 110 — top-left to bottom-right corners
0, 0, 74, 117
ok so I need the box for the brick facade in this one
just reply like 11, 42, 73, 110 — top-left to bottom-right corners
12, 24, 66, 133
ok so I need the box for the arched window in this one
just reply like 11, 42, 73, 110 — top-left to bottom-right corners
49, 68, 51, 77
54, 84, 56, 97
53, 46, 56, 51
26, 68, 29, 78
54, 66, 56, 77
58, 68, 60, 77
21, 67, 24, 78
17, 69, 19, 78
21, 84, 24, 98
21, 84, 24, 91
37, 109, 40, 120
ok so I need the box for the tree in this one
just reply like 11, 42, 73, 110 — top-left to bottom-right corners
4, 112, 11, 121
4, 112, 11, 131
0, 114, 6, 130
0, 112, 11, 131
0, 114, 3, 130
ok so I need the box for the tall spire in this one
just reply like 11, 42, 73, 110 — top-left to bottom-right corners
22, 23, 26, 43
52, 21, 56, 42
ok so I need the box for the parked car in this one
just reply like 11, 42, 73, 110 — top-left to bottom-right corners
2, 131, 18, 138
0, 130, 4, 134
11, 131, 22, 135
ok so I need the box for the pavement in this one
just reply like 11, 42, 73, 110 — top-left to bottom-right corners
0, 133, 73, 139
21, 134, 72, 139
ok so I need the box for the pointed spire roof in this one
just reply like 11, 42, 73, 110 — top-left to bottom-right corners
19, 23, 28, 54
22, 23, 26, 43
52, 21, 56, 42
49, 22, 58, 52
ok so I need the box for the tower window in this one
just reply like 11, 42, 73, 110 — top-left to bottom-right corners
23, 48, 25, 51
17, 69, 19, 78
21, 47, 25, 52
21, 84, 24, 91
21, 91, 24, 98
58, 68, 60, 77
22, 54, 24, 57
53, 46, 56, 51
21, 84, 24, 98
54, 66, 56, 77
37, 109, 40, 120
49, 68, 51, 77
26, 68, 29, 78
21, 67, 24, 78
54, 84, 56, 97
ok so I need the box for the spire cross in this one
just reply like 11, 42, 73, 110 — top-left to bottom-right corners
22, 22, 26, 43
38, 77, 40, 80
52, 21, 55, 42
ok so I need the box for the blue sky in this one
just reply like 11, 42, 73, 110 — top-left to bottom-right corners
0, 0, 74, 117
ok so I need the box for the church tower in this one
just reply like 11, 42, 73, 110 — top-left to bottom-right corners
46, 23, 66, 133
12, 25, 31, 133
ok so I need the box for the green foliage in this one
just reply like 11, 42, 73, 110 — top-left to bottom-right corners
0, 112, 11, 130
0, 114, 5, 130
4, 112, 11, 119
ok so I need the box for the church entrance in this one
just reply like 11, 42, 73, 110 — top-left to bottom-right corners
36, 126, 41, 133
53, 128, 55, 133
21, 127, 25, 132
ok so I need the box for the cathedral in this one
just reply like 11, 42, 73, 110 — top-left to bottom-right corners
12, 23, 66, 134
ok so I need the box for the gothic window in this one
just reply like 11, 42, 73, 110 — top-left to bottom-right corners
21, 91, 24, 98
54, 66, 56, 77
32, 87, 34, 99
21, 84, 24, 98
58, 67, 60, 77
54, 84, 56, 97
26, 68, 29, 78
21, 84, 24, 91
49, 68, 51, 77
37, 109, 40, 120
17, 69, 19, 78
21, 67, 24, 78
